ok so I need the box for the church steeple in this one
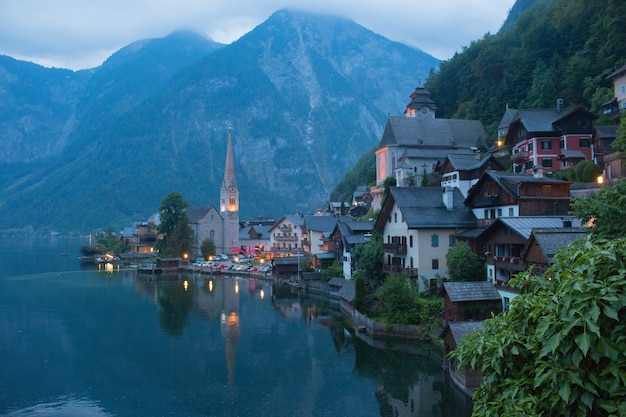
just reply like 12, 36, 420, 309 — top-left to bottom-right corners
219, 127, 240, 253
220, 127, 239, 213
404, 79, 438, 118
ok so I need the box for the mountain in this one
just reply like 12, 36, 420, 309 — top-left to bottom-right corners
331, 0, 626, 202
0, 9, 440, 233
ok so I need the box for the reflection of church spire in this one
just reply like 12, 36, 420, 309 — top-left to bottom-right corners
221, 279, 240, 397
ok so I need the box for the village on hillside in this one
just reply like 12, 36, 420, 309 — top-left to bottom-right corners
100, 63, 626, 395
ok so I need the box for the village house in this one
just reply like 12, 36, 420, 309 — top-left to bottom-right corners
268, 214, 306, 256
440, 281, 502, 322
521, 227, 587, 277
592, 125, 623, 180
602, 63, 626, 117
374, 186, 476, 291
439, 151, 506, 198
302, 215, 343, 258
327, 219, 373, 279
500, 99, 595, 175
239, 224, 271, 257
371, 83, 487, 210
122, 218, 158, 254
473, 216, 583, 310
464, 170, 571, 229
441, 321, 485, 393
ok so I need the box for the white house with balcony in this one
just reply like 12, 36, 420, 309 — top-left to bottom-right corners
268, 215, 305, 255
374, 186, 477, 291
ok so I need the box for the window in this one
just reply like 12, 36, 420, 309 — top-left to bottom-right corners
525, 161, 533, 170
560, 139, 565, 149
449, 235, 455, 246
432, 259, 439, 269
579, 138, 590, 147
508, 207, 514, 216
409, 235, 413, 248
528, 142, 533, 151
541, 140, 552, 150
394, 213, 397, 223
542, 158, 553, 168
621, 85, 626, 94
431, 234, 439, 247
497, 208, 502, 217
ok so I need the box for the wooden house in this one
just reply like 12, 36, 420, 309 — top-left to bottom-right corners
522, 227, 587, 276
464, 170, 571, 228
441, 321, 485, 391
441, 281, 501, 322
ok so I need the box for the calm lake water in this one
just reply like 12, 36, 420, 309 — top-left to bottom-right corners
0, 237, 472, 417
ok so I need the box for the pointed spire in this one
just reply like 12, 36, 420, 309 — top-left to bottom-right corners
223, 126, 237, 189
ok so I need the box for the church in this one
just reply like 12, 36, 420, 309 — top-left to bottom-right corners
187, 128, 240, 258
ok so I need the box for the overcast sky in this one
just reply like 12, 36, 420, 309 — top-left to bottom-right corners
0, 0, 516, 71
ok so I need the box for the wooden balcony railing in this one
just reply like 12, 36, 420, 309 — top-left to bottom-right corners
382, 243, 407, 254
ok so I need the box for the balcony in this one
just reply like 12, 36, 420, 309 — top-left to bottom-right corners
382, 243, 407, 254
493, 256, 527, 272
383, 265, 418, 277
511, 151, 529, 162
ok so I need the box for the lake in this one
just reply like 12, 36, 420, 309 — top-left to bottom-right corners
0, 237, 472, 417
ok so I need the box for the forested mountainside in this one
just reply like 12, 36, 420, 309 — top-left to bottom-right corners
330, 0, 626, 203
0, 10, 439, 233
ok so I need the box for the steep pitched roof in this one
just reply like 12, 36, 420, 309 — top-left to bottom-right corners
186, 206, 221, 223
444, 321, 485, 344
444, 152, 498, 171
524, 228, 587, 262
335, 220, 373, 249
443, 282, 501, 303
378, 116, 486, 150
268, 215, 305, 232
477, 216, 584, 240
338, 279, 355, 303
304, 215, 342, 234
466, 171, 569, 202
385, 187, 476, 229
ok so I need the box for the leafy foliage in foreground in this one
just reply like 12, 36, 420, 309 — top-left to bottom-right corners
571, 180, 626, 240
451, 237, 626, 417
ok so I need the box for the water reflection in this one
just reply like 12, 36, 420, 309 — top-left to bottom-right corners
1, 255, 473, 417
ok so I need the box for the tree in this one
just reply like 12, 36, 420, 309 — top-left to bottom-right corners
446, 241, 485, 282
571, 180, 626, 239
352, 232, 384, 285
155, 191, 194, 257
612, 111, 626, 153
200, 237, 216, 260
375, 274, 442, 325
451, 237, 626, 417
321, 261, 343, 281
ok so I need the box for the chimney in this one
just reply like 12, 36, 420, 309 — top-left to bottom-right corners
562, 218, 572, 228
556, 98, 564, 112
443, 187, 454, 211
534, 166, 544, 179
